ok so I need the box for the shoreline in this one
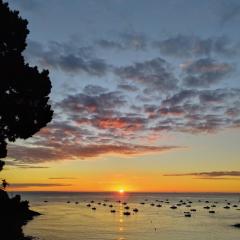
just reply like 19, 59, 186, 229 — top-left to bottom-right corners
0, 190, 40, 240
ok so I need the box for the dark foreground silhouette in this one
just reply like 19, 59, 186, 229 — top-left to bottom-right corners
0, 1, 53, 238
0, 0, 53, 164
0, 189, 40, 240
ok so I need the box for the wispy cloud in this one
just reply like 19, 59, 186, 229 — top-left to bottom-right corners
9, 183, 72, 188
194, 177, 240, 180
48, 177, 77, 180
164, 171, 240, 177
4, 161, 49, 169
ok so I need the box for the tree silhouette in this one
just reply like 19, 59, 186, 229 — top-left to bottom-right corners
0, 1, 53, 170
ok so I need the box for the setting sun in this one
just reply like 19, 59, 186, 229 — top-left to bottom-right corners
119, 189, 125, 193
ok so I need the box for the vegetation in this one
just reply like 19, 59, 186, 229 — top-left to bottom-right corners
0, 0, 53, 170
0, 1, 53, 239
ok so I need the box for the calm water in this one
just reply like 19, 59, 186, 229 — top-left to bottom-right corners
12, 192, 240, 240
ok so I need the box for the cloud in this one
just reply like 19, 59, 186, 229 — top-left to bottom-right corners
57, 91, 126, 116
154, 35, 197, 58
7, 82, 240, 164
153, 35, 237, 57
198, 89, 237, 104
48, 177, 77, 180
181, 58, 233, 87
9, 183, 72, 188
4, 160, 49, 169
55, 90, 149, 139
96, 39, 124, 50
3, 1, 240, 171
117, 84, 139, 92
159, 106, 185, 116
152, 88, 240, 133
27, 85, 239, 164
181, 58, 232, 75
162, 90, 196, 106
11, 35, 240, 165
88, 116, 147, 133
25, 40, 110, 76
8, 142, 180, 164
163, 88, 239, 107
120, 32, 147, 50
163, 171, 240, 177
194, 177, 240, 180
8, 145, 65, 164
96, 32, 148, 51
83, 85, 108, 95
14, 165, 49, 169
219, 1, 240, 25
58, 55, 108, 76
115, 58, 178, 92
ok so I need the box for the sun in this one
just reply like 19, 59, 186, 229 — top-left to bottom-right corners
119, 189, 125, 194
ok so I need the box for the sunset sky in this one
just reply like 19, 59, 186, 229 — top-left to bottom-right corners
3, 0, 240, 192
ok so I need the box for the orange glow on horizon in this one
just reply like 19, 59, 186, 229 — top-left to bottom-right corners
5, 177, 240, 192
3, 158, 240, 193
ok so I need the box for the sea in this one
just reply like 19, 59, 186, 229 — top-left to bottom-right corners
11, 192, 240, 240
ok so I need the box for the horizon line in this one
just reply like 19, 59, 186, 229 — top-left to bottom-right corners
8, 190, 240, 194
